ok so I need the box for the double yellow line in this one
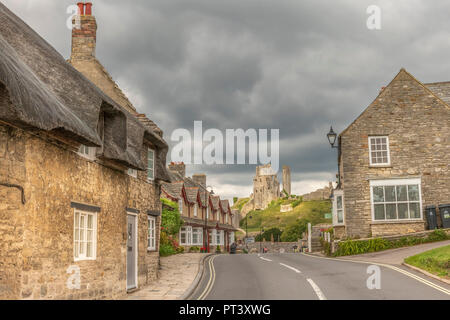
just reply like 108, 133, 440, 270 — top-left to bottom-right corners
301, 253, 450, 296
197, 255, 218, 300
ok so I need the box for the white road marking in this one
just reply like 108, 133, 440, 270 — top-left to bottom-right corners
260, 257, 272, 262
279, 263, 301, 273
301, 253, 450, 296
307, 278, 327, 300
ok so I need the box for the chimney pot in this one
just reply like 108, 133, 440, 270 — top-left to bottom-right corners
85, 2, 93, 16
77, 2, 84, 15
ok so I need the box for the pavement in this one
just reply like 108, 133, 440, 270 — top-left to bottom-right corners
126, 253, 206, 300
189, 245, 450, 300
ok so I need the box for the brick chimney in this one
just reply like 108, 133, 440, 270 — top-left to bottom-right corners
192, 174, 206, 188
168, 162, 186, 178
71, 2, 97, 61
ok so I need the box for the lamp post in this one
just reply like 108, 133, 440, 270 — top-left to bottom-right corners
204, 186, 214, 253
259, 227, 265, 253
327, 126, 341, 188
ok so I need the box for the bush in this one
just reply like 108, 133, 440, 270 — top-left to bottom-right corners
291, 198, 303, 208
255, 227, 282, 242
334, 230, 450, 257
176, 246, 185, 254
161, 198, 183, 235
216, 246, 222, 254
280, 218, 308, 242
160, 244, 176, 257
189, 246, 200, 253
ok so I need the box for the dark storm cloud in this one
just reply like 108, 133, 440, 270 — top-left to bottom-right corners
4, 0, 450, 198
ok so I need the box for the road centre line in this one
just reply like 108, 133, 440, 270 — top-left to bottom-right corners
279, 263, 301, 273
307, 278, 327, 300
260, 256, 272, 262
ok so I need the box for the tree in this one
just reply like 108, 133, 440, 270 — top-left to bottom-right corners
280, 218, 309, 242
256, 227, 282, 242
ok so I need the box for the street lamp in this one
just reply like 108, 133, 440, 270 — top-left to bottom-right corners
327, 126, 338, 148
327, 126, 341, 188
204, 186, 214, 253
259, 227, 265, 253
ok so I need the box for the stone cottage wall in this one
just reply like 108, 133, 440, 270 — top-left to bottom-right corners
0, 124, 26, 299
341, 70, 450, 238
0, 124, 161, 300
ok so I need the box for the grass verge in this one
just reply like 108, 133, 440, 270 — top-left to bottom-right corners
404, 245, 450, 279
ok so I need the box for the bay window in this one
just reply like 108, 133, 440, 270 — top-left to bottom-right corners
180, 226, 192, 245
370, 178, 422, 221
332, 190, 344, 226
192, 228, 203, 246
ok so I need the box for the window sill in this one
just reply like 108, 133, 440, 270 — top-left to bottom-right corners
370, 220, 424, 225
147, 248, 157, 252
369, 165, 392, 168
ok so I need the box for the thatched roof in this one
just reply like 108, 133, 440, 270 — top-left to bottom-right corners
0, 3, 170, 181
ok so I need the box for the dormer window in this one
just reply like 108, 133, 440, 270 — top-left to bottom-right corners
178, 199, 183, 215
78, 145, 96, 160
193, 203, 198, 217
369, 136, 390, 166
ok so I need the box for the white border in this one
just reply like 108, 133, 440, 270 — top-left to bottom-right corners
147, 148, 155, 181
147, 215, 156, 251
369, 178, 423, 222
368, 136, 391, 166
332, 189, 345, 226
73, 209, 98, 262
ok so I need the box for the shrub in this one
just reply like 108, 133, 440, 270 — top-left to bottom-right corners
161, 198, 183, 235
216, 246, 222, 254
291, 198, 302, 208
280, 218, 308, 242
189, 246, 200, 253
333, 230, 450, 257
160, 244, 176, 257
255, 227, 282, 242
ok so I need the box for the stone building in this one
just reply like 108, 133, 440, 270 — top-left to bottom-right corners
282, 166, 291, 196
332, 69, 450, 239
253, 164, 280, 210
161, 163, 236, 253
302, 183, 333, 201
0, 2, 170, 300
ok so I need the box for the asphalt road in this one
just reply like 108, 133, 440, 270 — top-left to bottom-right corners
189, 253, 450, 300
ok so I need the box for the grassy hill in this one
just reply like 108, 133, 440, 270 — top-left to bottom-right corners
232, 197, 250, 211
239, 198, 331, 234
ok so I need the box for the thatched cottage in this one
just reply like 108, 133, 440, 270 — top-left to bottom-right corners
0, 2, 170, 299
332, 69, 450, 239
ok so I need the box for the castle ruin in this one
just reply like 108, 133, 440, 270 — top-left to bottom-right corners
253, 164, 281, 210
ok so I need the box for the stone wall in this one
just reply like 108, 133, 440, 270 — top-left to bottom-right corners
0, 125, 26, 299
0, 123, 161, 300
242, 241, 304, 254
302, 183, 333, 201
340, 70, 450, 238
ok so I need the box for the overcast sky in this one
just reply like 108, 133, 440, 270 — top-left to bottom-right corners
4, 0, 450, 200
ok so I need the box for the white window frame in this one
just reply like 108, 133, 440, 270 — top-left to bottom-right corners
216, 230, 223, 245
78, 145, 96, 161
147, 216, 156, 251
210, 229, 217, 246
147, 148, 155, 181
127, 168, 138, 178
368, 136, 391, 166
229, 232, 235, 244
192, 227, 203, 246
180, 226, 192, 245
333, 190, 345, 226
74, 209, 97, 261
193, 203, 198, 217
370, 178, 423, 222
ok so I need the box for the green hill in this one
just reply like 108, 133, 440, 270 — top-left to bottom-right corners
239, 198, 331, 234
232, 197, 250, 211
